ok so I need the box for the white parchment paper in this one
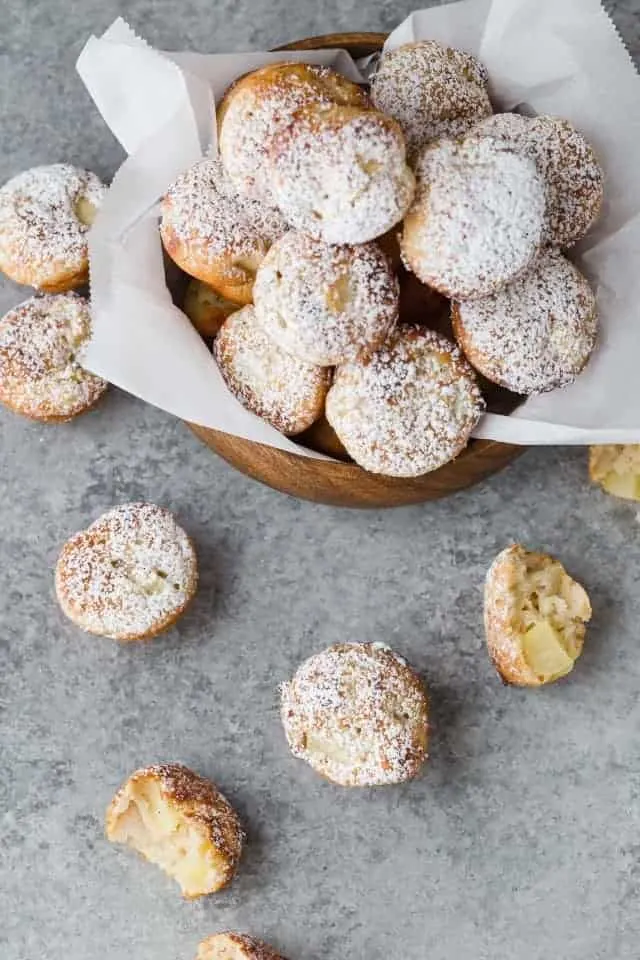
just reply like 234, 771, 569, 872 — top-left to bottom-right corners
77, 1, 640, 450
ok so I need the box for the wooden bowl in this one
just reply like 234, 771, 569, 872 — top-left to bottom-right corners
188, 32, 524, 508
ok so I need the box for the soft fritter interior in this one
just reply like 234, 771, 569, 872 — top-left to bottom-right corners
231, 253, 262, 278
197, 934, 250, 960
184, 282, 236, 337
111, 780, 225, 897
74, 196, 99, 226
304, 732, 353, 766
591, 444, 640, 501
515, 553, 591, 682
325, 272, 353, 313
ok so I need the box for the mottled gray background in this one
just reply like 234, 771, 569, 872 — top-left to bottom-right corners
1, 2, 640, 959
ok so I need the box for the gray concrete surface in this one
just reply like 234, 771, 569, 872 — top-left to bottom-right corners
1, 2, 640, 959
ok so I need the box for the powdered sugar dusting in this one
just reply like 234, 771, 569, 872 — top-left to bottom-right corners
281, 642, 429, 787
160, 157, 286, 281
218, 62, 368, 202
0, 164, 106, 290
214, 305, 329, 435
0, 293, 107, 421
55, 503, 198, 641
402, 136, 547, 299
371, 40, 493, 159
326, 325, 485, 478
475, 113, 604, 247
452, 249, 598, 395
270, 106, 415, 244
253, 231, 399, 366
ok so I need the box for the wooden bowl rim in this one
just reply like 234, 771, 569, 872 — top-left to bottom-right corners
276, 31, 389, 51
